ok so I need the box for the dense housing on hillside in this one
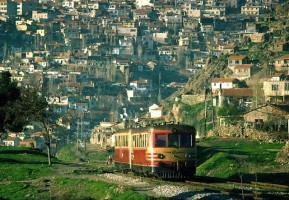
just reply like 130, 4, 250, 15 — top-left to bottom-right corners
1, 0, 289, 148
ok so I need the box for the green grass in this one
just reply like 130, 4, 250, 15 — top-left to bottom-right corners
52, 178, 153, 200
56, 144, 80, 161
197, 152, 238, 178
87, 150, 114, 161
0, 147, 60, 181
0, 147, 158, 200
0, 163, 53, 181
56, 143, 115, 163
1, 139, 288, 199
0, 177, 156, 200
196, 137, 286, 179
0, 181, 47, 200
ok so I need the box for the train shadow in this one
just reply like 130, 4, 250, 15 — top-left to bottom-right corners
229, 172, 289, 186
168, 191, 231, 200
0, 157, 49, 165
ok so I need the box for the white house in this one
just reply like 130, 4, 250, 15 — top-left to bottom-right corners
135, 0, 153, 8
130, 79, 152, 92
149, 104, 163, 118
127, 89, 134, 101
3, 137, 21, 147
62, 0, 75, 8
211, 78, 239, 90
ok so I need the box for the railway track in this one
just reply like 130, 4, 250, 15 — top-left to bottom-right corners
111, 171, 289, 199
184, 176, 289, 199
64, 162, 289, 199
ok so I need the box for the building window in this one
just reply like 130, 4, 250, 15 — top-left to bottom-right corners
272, 84, 278, 91
285, 83, 289, 91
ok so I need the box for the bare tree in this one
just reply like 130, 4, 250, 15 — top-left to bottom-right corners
19, 88, 53, 165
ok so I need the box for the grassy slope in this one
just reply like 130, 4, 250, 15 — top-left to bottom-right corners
0, 147, 60, 181
0, 147, 154, 200
1, 139, 288, 199
196, 137, 289, 184
56, 144, 81, 161
56, 143, 114, 162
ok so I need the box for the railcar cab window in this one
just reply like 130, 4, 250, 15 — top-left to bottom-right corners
168, 134, 178, 147
180, 133, 192, 147
168, 133, 192, 147
155, 133, 193, 147
155, 134, 166, 147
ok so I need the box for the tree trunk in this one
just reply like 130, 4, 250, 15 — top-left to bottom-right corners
47, 143, 52, 166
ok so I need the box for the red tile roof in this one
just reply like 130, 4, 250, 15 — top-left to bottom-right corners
265, 73, 284, 79
234, 64, 253, 69
20, 139, 32, 145
276, 54, 289, 60
228, 55, 247, 60
4, 137, 18, 141
211, 78, 235, 83
222, 88, 253, 97
224, 44, 235, 49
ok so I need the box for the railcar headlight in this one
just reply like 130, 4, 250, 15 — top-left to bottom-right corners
158, 154, 165, 159
185, 153, 194, 159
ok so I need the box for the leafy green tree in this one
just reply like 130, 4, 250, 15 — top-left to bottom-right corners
17, 88, 53, 165
218, 103, 243, 125
0, 71, 21, 134
0, 71, 52, 165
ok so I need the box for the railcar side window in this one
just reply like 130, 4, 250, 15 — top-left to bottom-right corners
155, 134, 166, 147
180, 133, 192, 147
132, 135, 135, 147
144, 134, 147, 147
138, 135, 143, 147
147, 134, 151, 147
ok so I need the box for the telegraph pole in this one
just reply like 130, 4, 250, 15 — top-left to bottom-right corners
204, 88, 207, 137
77, 118, 79, 150
81, 114, 83, 142
81, 113, 86, 155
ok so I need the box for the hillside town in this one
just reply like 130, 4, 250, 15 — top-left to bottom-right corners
1, 0, 289, 153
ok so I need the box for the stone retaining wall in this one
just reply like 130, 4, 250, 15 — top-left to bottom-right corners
276, 141, 289, 164
207, 125, 284, 142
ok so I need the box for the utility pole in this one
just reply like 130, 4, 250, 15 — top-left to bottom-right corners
81, 113, 83, 142
77, 118, 79, 150
211, 89, 215, 128
204, 88, 207, 137
158, 71, 162, 103
255, 83, 258, 108
81, 112, 86, 155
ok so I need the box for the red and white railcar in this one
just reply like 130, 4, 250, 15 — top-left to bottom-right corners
114, 123, 197, 179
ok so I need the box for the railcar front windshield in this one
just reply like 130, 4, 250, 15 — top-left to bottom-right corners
155, 134, 166, 147
180, 133, 192, 147
155, 133, 193, 147
168, 134, 178, 147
